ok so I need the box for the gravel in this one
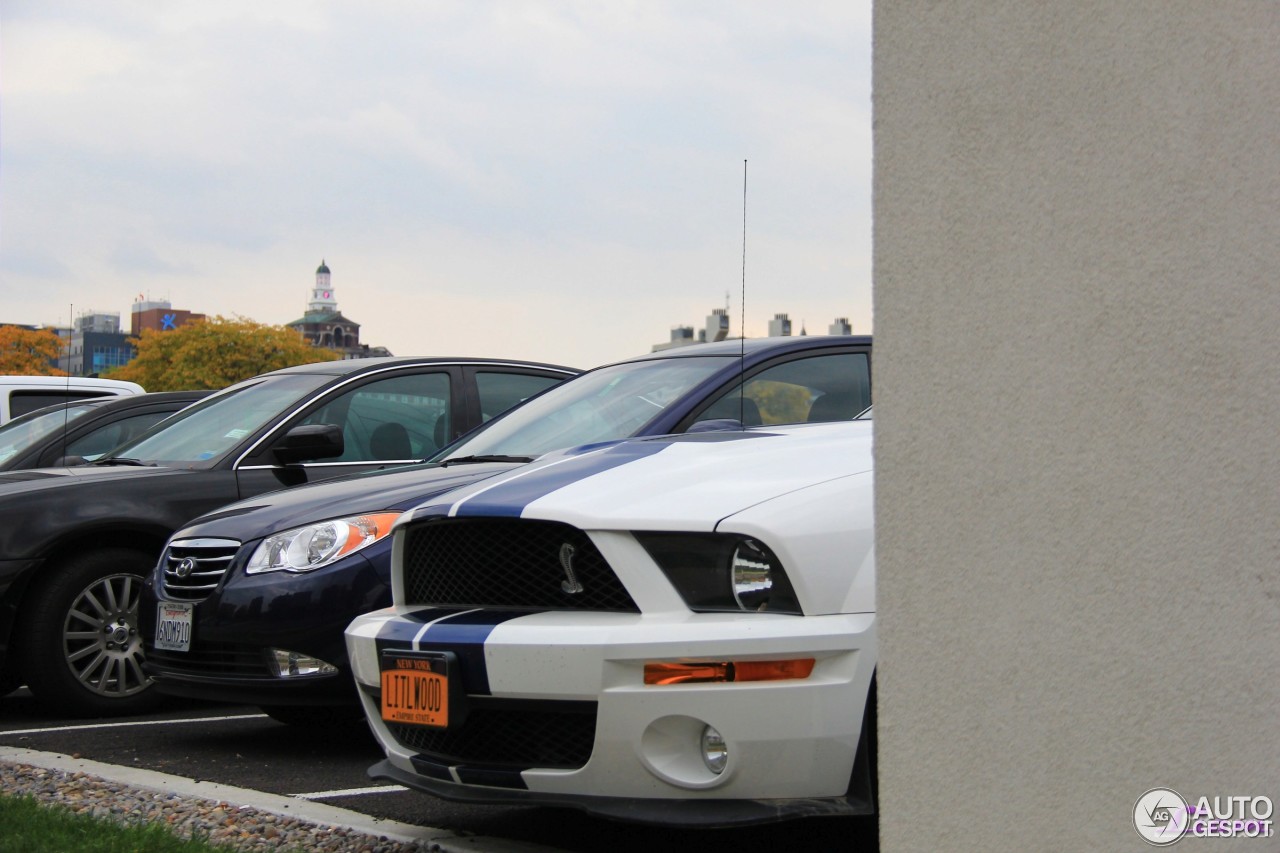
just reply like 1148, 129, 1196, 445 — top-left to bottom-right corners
0, 760, 443, 852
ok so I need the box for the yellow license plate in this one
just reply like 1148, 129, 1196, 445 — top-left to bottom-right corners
381, 658, 449, 727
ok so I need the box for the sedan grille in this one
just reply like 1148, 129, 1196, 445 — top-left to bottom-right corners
160, 538, 241, 602
400, 519, 638, 612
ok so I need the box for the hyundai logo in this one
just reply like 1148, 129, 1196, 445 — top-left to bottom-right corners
174, 557, 197, 579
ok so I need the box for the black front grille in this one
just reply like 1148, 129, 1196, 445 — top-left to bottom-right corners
401, 519, 638, 612
146, 641, 268, 677
387, 700, 597, 769
160, 538, 240, 602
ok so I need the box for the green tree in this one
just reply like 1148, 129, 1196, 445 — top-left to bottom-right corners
107, 315, 340, 391
0, 326, 66, 376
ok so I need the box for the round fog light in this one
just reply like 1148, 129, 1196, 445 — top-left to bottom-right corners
700, 725, 728, 775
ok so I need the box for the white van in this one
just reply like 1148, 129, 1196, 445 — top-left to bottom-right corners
0, 376, 145, 424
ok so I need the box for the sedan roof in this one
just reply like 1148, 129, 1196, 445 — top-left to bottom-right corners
266, 355, 580, 377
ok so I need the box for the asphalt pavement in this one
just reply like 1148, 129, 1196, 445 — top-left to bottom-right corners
0, 687, 878, 852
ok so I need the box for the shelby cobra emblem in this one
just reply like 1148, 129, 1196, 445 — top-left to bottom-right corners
558, 543, 584, 594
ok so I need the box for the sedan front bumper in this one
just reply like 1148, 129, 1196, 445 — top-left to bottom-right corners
141, 550, 391, 707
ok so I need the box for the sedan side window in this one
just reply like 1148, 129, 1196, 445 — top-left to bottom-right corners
691, 352, 871, 429
63, 411, 173, 462
296, 372, 451, 462
475, 372, 565, 422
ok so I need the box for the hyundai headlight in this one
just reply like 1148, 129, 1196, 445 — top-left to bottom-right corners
245, 512, 402, 574
635, 533, 801, 614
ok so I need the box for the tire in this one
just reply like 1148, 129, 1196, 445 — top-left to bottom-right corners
260, 703, 364, 728
18, 547, 161, 717
0, 666, 21, 698
844, 675, 878, 815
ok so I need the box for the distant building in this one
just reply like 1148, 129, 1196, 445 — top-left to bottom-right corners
131, 297, 205, 336
651, 308, 735, 352
652, 326, 697, 352
59, 312, 135, 377
652, 309, 856, 351
286, 261, 393, 359
705, 308, 730, 343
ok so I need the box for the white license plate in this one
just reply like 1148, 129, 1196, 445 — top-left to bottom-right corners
154, 601, 193, 652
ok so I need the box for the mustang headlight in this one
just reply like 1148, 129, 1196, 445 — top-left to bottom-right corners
635, 533, 801, 614
245, 512, 402, 574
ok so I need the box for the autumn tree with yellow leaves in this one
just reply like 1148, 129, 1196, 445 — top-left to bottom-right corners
0, 326, 66, 376
107, 316, 339, 391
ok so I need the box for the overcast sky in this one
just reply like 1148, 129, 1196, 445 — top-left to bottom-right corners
1, 2, 871, 369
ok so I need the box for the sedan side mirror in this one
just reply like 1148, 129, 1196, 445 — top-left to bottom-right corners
53, 455, 90, 467
273, 424, 344, 464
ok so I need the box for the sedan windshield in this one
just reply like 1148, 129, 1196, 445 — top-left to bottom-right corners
0, 403, 97, 465
435, 356, 734, 461
104, 374, 332, 466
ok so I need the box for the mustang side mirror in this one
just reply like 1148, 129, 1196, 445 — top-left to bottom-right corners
686, 418, 746, 433
273, 424, 344, 464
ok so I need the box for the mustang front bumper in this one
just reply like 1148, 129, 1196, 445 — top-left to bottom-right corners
345, 606, 876, 825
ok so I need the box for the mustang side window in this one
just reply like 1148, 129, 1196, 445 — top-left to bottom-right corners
693, 352, 872, 428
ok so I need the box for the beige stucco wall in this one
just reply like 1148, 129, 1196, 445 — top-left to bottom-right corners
873, 3, 1280, 849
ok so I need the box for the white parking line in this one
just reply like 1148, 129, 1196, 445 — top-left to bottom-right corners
0, 712, 268, 737
293, 784, 408, 800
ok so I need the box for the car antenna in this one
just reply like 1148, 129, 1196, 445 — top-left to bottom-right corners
62, 303, 72, 462
739, 159, 747, 429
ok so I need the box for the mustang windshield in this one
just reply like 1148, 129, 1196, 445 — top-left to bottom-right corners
435, 356, 734, 461
104, 374, 332, 466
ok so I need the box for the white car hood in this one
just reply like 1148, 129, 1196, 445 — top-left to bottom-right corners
405, 420, 873, 532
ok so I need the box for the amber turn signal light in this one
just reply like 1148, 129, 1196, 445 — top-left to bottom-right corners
644, 658, 815, 685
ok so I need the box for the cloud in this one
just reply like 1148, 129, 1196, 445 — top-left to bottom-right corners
0, 248, 71, 280
109, 241, 195, 275
0, 1, 872, 367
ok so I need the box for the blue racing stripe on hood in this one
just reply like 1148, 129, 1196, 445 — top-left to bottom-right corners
451, 439, 672, 518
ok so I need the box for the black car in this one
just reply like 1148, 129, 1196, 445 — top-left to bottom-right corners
0, 391, 209, 472
139, 336, 872, 725
0, 357, 578, 715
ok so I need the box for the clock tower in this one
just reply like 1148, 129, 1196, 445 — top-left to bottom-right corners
288, 259, 391, 357
307, 259, 338, 314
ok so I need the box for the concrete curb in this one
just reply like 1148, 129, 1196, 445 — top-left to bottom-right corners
0, 746, 561, 853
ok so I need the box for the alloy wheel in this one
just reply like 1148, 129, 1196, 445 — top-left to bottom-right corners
61, 573, 151, 697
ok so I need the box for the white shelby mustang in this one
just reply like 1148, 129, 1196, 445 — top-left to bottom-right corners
344, 419, 876, 827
